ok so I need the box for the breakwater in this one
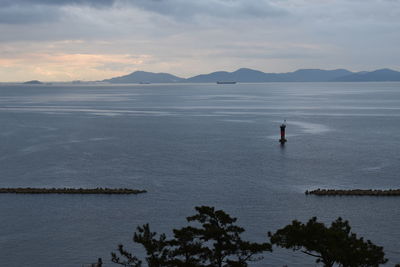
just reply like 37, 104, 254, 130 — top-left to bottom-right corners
306, 188, 400, 196
0, 187, 147, 194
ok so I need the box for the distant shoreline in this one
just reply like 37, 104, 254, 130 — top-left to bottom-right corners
5, 68, 400, 84
0, 188, 147, 195
2, 81, 400, 86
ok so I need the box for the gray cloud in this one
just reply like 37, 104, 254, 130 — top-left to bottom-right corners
0, 0, 116, 24
0, 5, 61, 24
1, 0, 116, 6
123, 0, 285, 20
0, 0, 285, 25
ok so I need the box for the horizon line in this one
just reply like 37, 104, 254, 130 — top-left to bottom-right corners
2, 67, 400, 83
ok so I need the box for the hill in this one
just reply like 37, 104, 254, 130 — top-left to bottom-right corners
334, 69, 400, 82
23, 80, 43, 84
103, 71, 184, 83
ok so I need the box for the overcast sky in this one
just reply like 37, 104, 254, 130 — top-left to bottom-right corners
0, 0, 399, 81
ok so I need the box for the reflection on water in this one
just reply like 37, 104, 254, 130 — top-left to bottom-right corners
0, 82, 399, 266
284, 121, 331, 134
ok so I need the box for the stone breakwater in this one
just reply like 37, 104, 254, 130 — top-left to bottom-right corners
306, 189, 400, 196
0, 187, 147, 194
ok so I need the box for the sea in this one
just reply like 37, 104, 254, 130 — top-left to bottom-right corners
0, 82, 399, 266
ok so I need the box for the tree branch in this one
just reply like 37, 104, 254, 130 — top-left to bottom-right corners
301, 250, 322, 258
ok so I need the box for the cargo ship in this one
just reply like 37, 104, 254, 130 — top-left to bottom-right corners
216, 81, 237, 84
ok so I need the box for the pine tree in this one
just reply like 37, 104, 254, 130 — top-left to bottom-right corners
111, 206, 271, 267
268, 217, 387, 267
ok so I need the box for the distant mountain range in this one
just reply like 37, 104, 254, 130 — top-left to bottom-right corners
185, 68, 354, 83
103, 68, 400, 84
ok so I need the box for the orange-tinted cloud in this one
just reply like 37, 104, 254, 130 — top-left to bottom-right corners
0, 52, 150, 82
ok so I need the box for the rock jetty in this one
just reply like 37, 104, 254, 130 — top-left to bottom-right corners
306, 188, 400, 196
0, 187, 146, 195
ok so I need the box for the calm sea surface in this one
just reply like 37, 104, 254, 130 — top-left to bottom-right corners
0, 83, 399, 266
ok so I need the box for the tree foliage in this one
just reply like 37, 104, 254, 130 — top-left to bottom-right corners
185, 206, 272, 267
112, 208, 389, 267
268, 217, 388, 267
111, 206, 271, 267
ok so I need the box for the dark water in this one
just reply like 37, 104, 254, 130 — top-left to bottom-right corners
0, 83, 399, 266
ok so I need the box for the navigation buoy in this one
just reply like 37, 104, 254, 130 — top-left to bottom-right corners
279, 120, 287, 144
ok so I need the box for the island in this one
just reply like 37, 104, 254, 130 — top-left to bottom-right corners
23, 80, 44, 85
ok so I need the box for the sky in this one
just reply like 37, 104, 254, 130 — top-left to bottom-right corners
0, 0, 399, 82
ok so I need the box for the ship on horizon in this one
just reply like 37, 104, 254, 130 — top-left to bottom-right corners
216, 81, 237, 84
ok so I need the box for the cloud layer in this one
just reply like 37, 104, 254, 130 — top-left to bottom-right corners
0, 0, 399, 81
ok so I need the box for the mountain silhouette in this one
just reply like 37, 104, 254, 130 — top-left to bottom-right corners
103, 71, 184, 83
23, 80, 43, 84
102, 68, 400, 83
334, 69, 400, 82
